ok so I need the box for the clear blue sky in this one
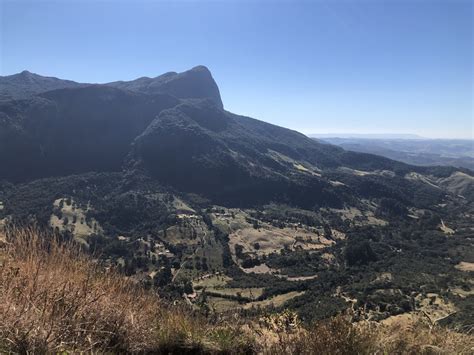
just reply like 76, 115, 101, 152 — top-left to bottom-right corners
1, 0, 472, 139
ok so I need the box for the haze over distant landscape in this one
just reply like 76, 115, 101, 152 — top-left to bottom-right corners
311, 135, 474, 170
1, 0, 472, 139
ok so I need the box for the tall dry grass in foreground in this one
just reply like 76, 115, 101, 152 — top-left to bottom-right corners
0, 228, 164, 353
0, 228, 473, 354
264, 312, 474, 354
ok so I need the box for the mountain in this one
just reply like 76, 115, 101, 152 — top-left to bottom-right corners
0, 67, 473, 327
310, 133, 425, 140
317, 137, 474, 171
0, 85, 179, 181
107, 65, 223, 109
0, 68, 459, 202
0, 70, 84, 102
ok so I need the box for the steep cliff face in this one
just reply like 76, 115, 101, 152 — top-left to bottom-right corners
107, 65, 223, 109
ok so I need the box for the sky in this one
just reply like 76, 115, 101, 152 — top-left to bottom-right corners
1, 0, 472, 139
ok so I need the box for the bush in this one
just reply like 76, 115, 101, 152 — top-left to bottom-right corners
266, 314, 376, 355
345, 240, 377, 266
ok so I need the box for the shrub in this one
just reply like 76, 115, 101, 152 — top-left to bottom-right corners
266, 314, 376, 355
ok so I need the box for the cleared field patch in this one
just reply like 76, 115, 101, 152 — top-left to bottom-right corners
243, 291, 305, 309
281, 274, 318, 281
172, 196, 196, 214
266, 149, 321, 177
405, 172, 441, 189
193, 274, 232, 289
206, 291, 304, 312
208, 287, 264, 300
49, 198, 102, 245
210, 208, 250, 234
207, 296, 241, 312
455, 262, 474, 272
163, 217, 209, 246
438, 171, 474, 198
242, 263, 278, 275
439, 220, 455, 235
451, 288, 474, 298
229, 226, 334, 261
329, 207, 387, 226
329, 180, 346, 187
338, 167, 394, 178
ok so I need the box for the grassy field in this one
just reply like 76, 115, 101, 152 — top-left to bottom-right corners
49, 197, 102, 245
193, 274, 232, 288
455, 261, 474, 272
243, 291, 305, 310
211, 287, 264, 299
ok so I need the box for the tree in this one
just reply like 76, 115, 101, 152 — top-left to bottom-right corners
234, 244, 244, 259
201, 257, 209, 271
345, 240, 377, 266
155, 266, 172, 287
183, 279, 193, 294
252, 220, 259, 229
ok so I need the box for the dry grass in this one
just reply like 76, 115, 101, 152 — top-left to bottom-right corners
0, 227, 163, 353
263, 312, 376, 355
455, 261, 474, 272
0, 227, 256, 353
374, 315, 474, 354
262, 311, 474, 355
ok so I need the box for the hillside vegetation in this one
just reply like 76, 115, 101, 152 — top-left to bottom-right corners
1, 228, 472, 354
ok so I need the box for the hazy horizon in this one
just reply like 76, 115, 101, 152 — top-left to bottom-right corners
1, 0, 472, 140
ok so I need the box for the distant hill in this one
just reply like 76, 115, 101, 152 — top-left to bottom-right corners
310, 133, 425, 139
315, 137, 474, 171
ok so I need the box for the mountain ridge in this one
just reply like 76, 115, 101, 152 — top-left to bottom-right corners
1, 65, 223, 108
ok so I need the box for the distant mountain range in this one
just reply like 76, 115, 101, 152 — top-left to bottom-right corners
310, 133, 426, 140
314, 136, 474, 171
0, 66, 222, 106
